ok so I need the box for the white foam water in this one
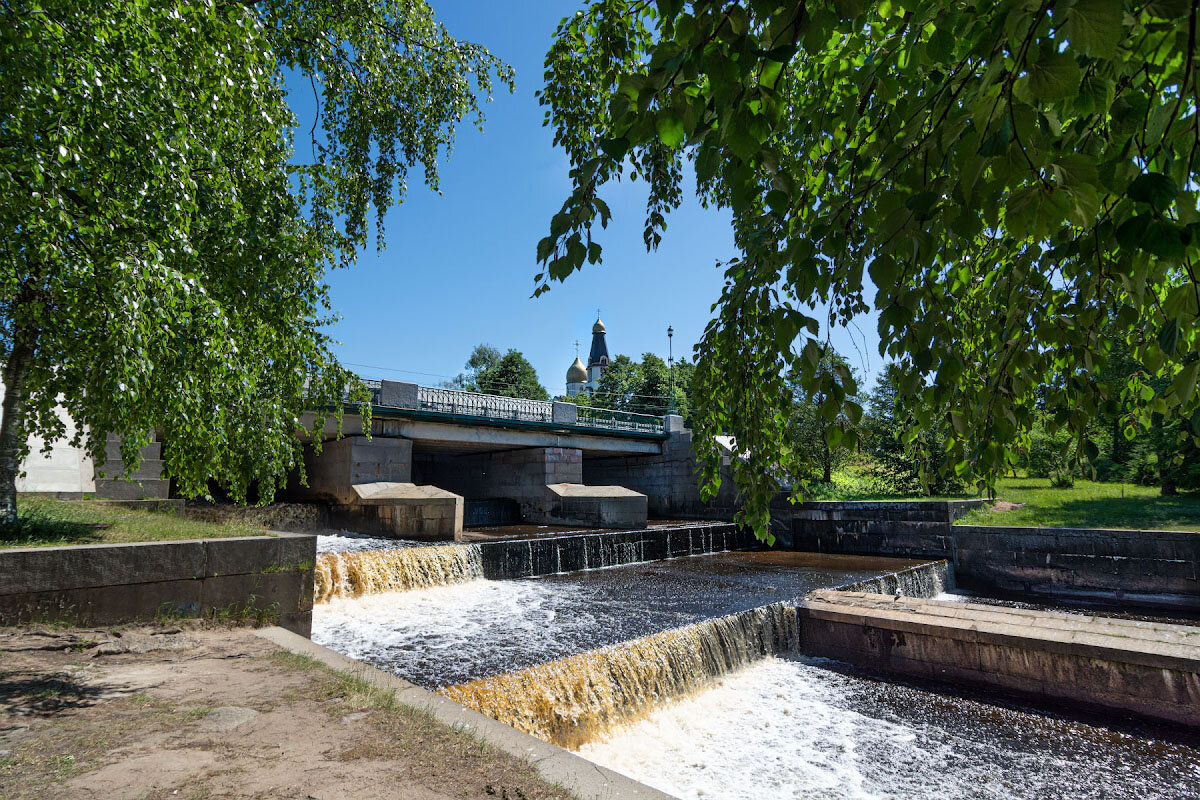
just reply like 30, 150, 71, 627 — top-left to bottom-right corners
312, 579, 600, 686
316, 532, 433, 554
578, 656, 1200, 800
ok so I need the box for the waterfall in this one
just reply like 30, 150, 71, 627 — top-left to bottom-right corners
438, 602, 799, 750
836, 561, 947, 598
314, 544, 483, 603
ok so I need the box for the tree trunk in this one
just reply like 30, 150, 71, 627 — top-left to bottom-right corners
1162, 479, 1178, 497
822, 441, 832, 484
0, 338, 35, 525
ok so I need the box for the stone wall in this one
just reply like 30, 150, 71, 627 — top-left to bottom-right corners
427, 447, 645, 528
582, 421, 741, 519
303, 436, 412, 504
783, 501, 1200, 610
330, 482, 463, 541
0, 534, 316, 635
952, 525, 1200, 608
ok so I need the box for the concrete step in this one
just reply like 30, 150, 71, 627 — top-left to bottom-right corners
799, 590, 1200, 729
95, 459, 164, 482
104, 441, 161, 461
94, 478, 170, 500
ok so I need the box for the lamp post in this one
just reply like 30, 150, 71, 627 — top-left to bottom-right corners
667, 325, 675, 414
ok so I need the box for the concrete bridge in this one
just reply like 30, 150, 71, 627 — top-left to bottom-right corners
297, 381, 737, 539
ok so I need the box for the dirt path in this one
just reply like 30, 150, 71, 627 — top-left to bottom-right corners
0, 626, 575, 800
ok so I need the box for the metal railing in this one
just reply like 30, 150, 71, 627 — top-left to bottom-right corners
576, 405, 664, 434
417, 386, 554, 423
361, 378, 382, 404
352, 377, 668, 435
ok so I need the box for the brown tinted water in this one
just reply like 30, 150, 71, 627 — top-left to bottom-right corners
312, 551, 931, 687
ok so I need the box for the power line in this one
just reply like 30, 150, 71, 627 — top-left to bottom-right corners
345, 361, 688, 402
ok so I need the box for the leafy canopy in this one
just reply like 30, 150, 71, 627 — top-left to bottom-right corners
538, 0, 1200, 536
450, 345, 550, 400
0, 0, 510, 503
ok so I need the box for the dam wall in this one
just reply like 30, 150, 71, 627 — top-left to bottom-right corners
782, 501, 1200, 610
475, 522, 755, 580
799, 590, 1200, 729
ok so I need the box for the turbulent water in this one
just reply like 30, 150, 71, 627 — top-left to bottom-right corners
439, 604, 799, 749
313, 544, 482, 602
840, 562, 946, 598
579, 656, 1200, 800
312, 551, 929, 687
316, 532, 435, 554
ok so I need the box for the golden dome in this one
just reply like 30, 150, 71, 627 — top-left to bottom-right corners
566, 356, 587, 384
592, 317, 606, 334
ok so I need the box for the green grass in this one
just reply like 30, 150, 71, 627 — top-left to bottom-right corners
802, 462, 1200, 531
0, 495, 272, 549
958, 477, 1200, 531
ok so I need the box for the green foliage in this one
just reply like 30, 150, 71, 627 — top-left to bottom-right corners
1023, 423, 1075, 480
451, 345, 549, 400
861, 363, 966, 496
589, 352, 693, 416
788, 349, 862, 485
0, 0, 511, 509
538, 0, 1200, 539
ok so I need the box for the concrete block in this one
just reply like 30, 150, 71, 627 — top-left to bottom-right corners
0, 539, 207, 595
552, 402, 578, 425
378, 380, 419, 409
94, 478, 170, 500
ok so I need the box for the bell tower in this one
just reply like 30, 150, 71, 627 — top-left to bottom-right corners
587, 313, 609, 392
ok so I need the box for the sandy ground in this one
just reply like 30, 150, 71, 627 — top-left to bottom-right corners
0, 626, 575, 800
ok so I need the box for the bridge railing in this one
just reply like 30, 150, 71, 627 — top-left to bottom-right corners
417, 386, 554, 423
576, 405, 664, 435
353, 377, 667, 435
361, 379, 382, 404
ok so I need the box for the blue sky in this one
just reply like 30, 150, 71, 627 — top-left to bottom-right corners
287, 0, 882, 397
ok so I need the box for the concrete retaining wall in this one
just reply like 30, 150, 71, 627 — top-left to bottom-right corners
783, 500, 1199, 610
0, 534, 316, 634
952, 525, 1200, 608
799, 591, 1200, 729
583, 429, 742, 519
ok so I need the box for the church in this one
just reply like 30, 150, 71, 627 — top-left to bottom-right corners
565, 315, 609, 397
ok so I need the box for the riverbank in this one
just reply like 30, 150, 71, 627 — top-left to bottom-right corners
0, 625, 576, 800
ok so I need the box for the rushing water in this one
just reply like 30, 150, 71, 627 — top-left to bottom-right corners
312, 551, 935, 686
313, 544, 483, 602
441, 604, 799, 749
316, 532, 435, 554
579, 655, 1200, 800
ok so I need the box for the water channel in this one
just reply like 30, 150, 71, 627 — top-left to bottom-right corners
310, 536, 1200, 799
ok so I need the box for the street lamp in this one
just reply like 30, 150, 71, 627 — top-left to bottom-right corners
667, 325, 675, 414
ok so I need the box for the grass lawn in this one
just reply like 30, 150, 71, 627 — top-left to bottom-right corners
805, 463, 1200, 531
957, 478, 1200, 531
0, 495, 271, 549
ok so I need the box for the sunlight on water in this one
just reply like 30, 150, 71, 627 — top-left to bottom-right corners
578, 656, 1200, 800
312, 579, 602, 686
314, 545, 482, 602
439, 604, 798, 749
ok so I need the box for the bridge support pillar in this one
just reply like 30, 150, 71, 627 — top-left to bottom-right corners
434, 447, 646, 529
299, 435, 463, 540
303, 436, 412, 504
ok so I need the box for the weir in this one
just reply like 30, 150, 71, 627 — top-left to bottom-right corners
836, 560, 948, 597
314, 544, 483, 603
438, 603, 799, 750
